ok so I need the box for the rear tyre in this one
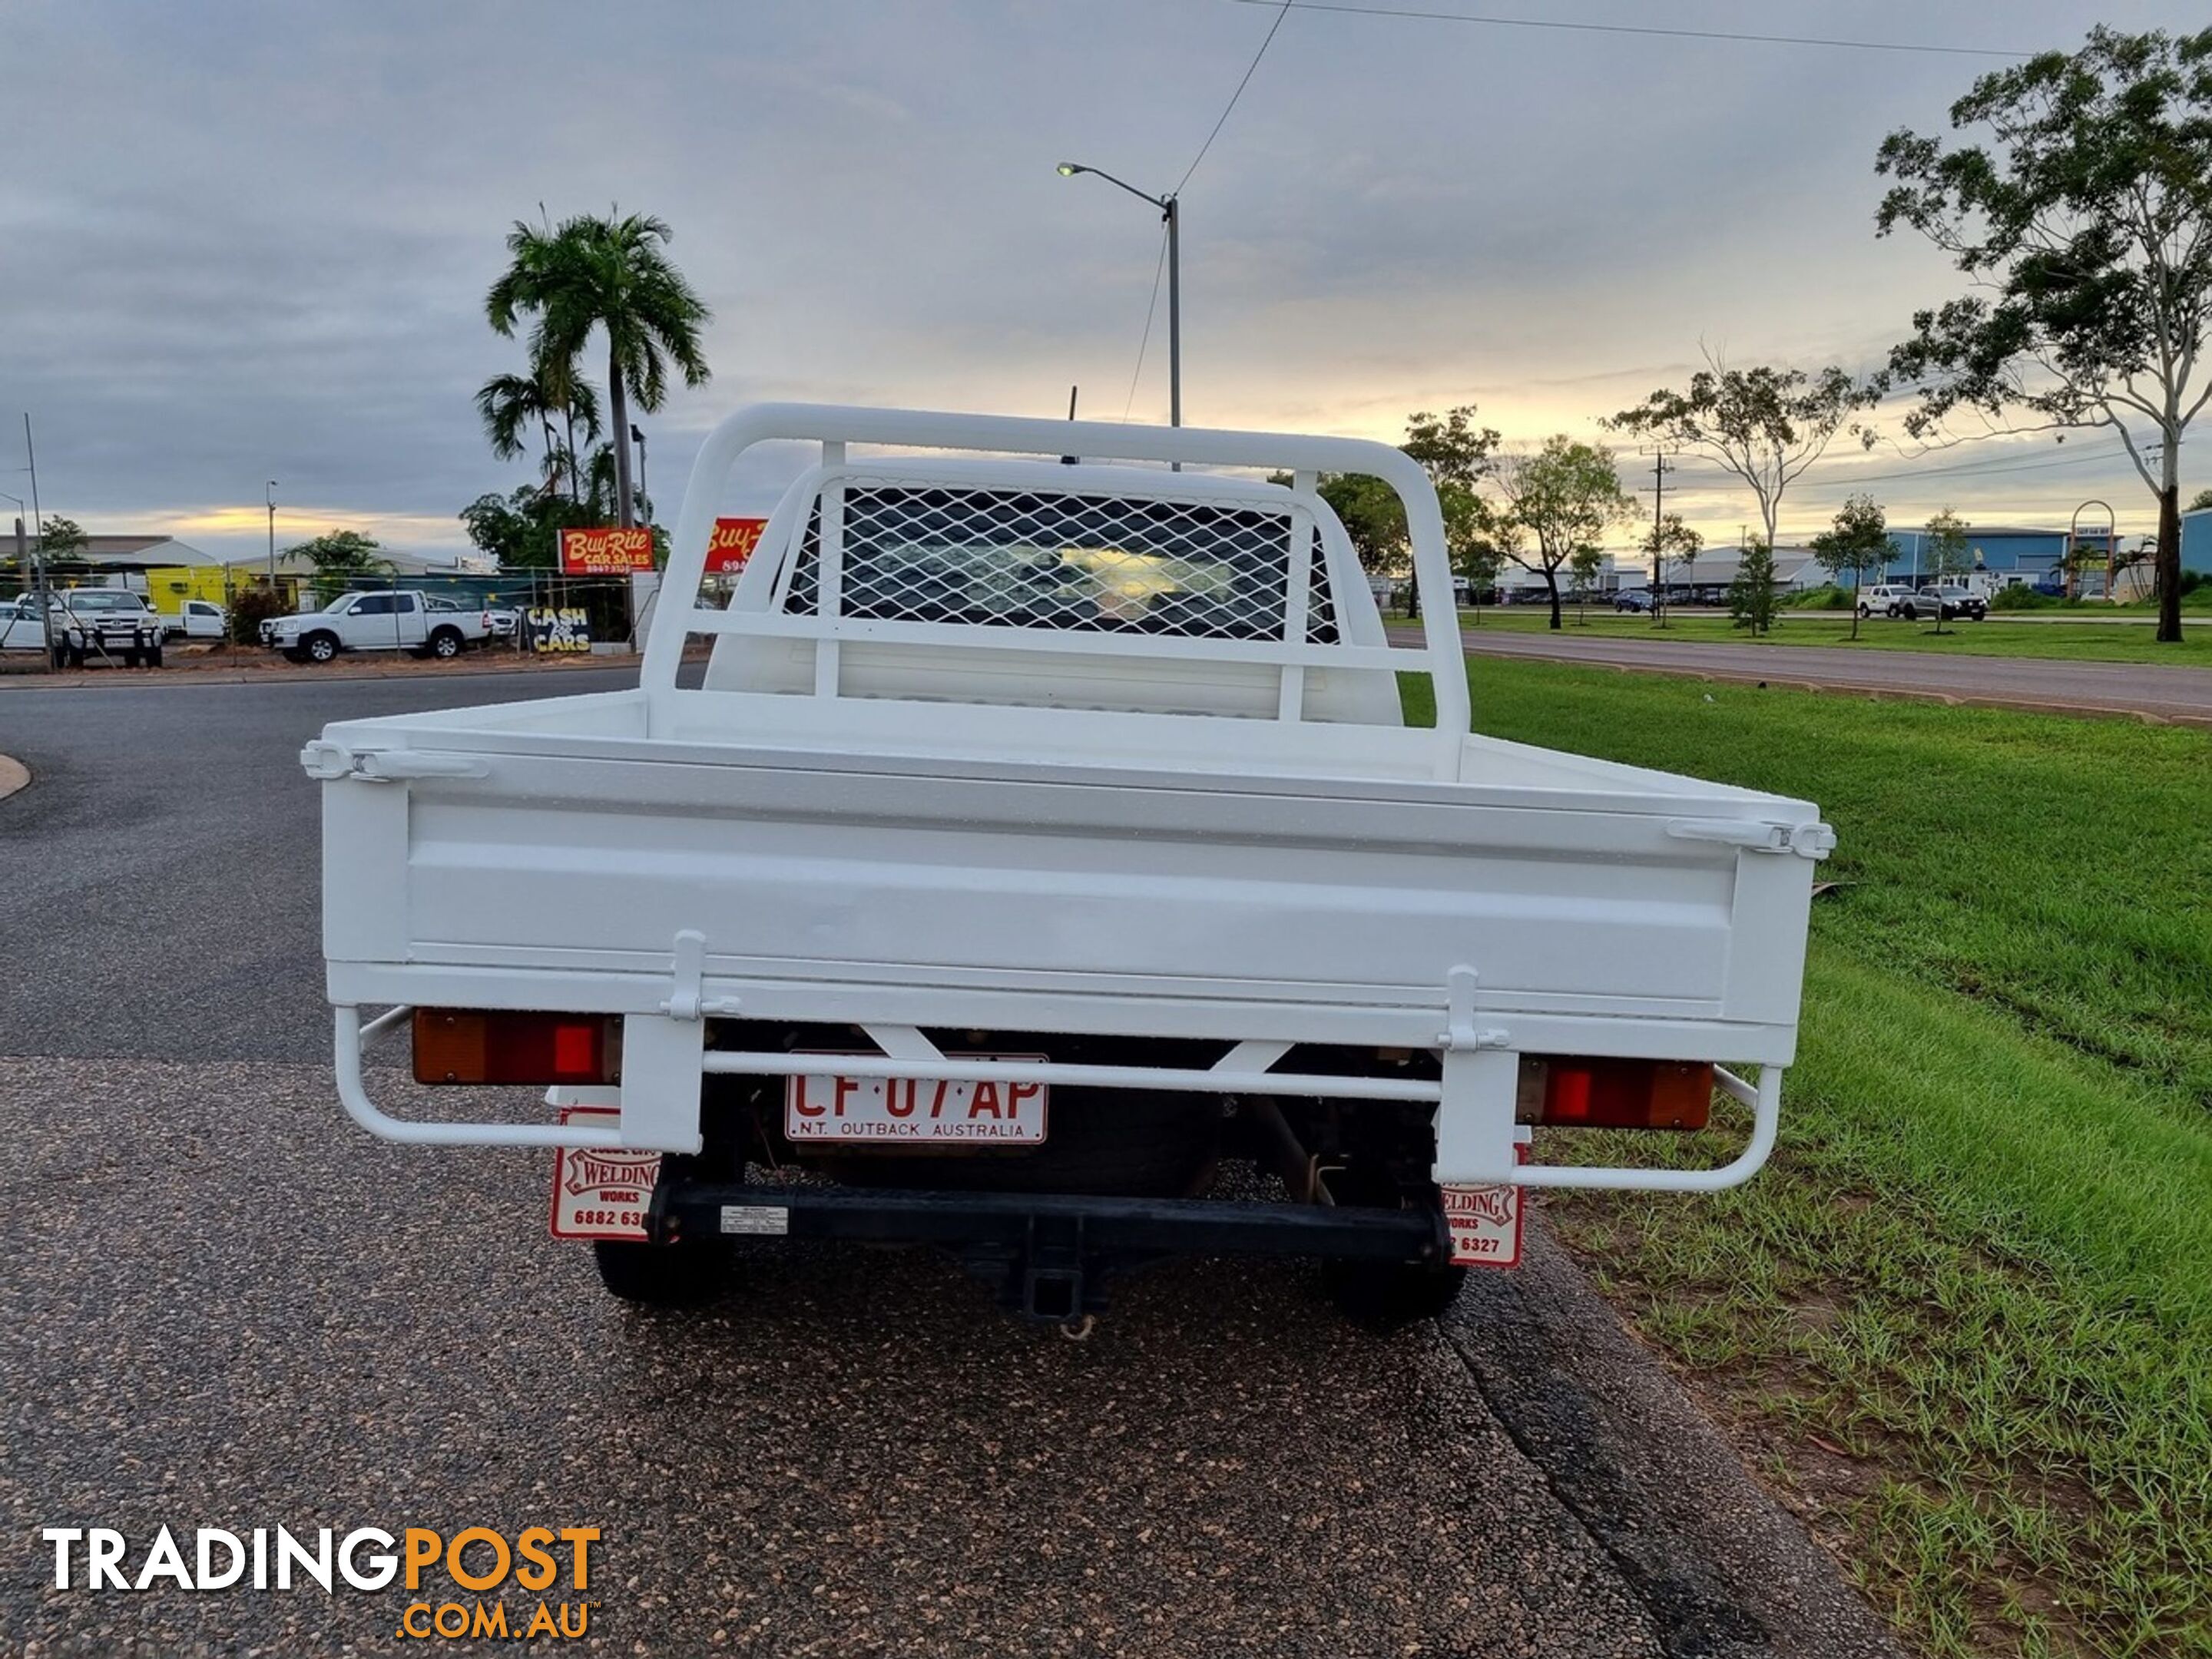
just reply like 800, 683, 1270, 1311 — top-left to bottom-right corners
1320, 1164, 1465, 1330
1327, 1258, 1467, 1330
121, 648, 141, 668
592, 1238, 732, 1307
428, 627, 463, 660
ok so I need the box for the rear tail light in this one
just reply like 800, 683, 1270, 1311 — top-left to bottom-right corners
412, 1008, 621, 1085
1516, 1057, 1713, 1130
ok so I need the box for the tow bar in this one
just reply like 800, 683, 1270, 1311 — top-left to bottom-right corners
645, 1174, 1447, 1324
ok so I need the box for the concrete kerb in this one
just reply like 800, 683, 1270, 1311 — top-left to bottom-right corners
0, 754, 28, 801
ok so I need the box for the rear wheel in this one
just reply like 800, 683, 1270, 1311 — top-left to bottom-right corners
592, 1238, 733, 1307
1327, 1257, 1467, 1329
428, 627, 463, 659
121, 647, 141, 668
1320, 1165, 1465, 1330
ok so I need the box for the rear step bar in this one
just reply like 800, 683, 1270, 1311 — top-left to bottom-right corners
647, 1178, 1447, 1324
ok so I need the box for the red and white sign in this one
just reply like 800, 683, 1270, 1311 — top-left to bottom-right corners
558, 525, 655, 575
706, 517, 767, 575
549, 1107, 659, 1240
785, 1060, 1048, 1145
1441, 1181, 1524, 1269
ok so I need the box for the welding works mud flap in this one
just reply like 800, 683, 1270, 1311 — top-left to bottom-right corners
643, 1173, 1447, 1324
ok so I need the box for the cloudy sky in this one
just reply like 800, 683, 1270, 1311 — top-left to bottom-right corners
5, 0, 2200, 564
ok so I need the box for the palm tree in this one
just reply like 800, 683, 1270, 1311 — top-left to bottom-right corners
486, 210, 711, 528
475, 371, 601, 498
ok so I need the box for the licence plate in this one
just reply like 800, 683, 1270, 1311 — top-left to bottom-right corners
548, 1105, 657, 1240
784, 1059, 1048, 1146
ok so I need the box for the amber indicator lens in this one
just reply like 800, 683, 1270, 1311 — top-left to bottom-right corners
1517, 1057, 1713, 1130
412, 1008, 620, 1085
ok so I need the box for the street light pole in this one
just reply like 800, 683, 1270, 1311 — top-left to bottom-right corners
1058, 162, 1181, 458
1164, 194, 1181, 435
266, 481, 277, 589
631, 425, 647, 522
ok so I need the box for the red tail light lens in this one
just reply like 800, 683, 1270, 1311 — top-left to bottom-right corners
412, 1008, 621, 1085
1516, 1057, 1713, 1130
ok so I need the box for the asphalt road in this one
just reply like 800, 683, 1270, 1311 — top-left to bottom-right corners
1448, 628, 2212, 723
0, 671, 1899, 1657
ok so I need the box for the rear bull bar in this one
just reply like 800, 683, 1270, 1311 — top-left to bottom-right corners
333, 997, 1780, 1194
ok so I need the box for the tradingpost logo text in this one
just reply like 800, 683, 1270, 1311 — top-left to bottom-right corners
42, 1523, 601, 1641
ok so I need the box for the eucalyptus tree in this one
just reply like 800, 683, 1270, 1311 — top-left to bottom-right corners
1876, 25, 2212, 642
1810, 492, 1892, 639
1608, 357, 1874, 568
1493, 437, 1635, 631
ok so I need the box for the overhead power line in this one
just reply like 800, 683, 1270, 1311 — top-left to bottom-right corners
1654, 440, 2134, 496
1180, 0, 1295, 193
1227, 0, 2029, 60
1124, 224, 1173, 420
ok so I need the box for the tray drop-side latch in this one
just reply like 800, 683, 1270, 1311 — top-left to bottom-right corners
299, 740, 489, 784
1665, 816, 1835, 861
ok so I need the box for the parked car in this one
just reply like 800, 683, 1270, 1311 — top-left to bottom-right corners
0, 594, 85, 664
54, 588, 167, 666
1856, 584, 1920, 618
427, 594, 518, 641
262, 590, 498, 663
1613, 588, 1655, 612
1899, 584, 1987, 622
162, 598, 228, 641
305, 403, 1831, 1327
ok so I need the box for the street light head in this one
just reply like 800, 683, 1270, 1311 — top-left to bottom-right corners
1056, 163, 1081, 177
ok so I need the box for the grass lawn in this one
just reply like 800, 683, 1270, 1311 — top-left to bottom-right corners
1430, 605, 2212, 667
1403, 662, 2212, 1657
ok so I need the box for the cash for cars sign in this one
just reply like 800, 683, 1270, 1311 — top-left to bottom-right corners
557, 526, 654, 575
706, 517, 767, 575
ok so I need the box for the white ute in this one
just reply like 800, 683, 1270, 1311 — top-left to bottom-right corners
307, 406, 1831, 1326
265, 589, 496, 663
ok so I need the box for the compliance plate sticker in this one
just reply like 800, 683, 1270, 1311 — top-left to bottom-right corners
1441, 1182, 1524, 1269
549, 1107, 659, 1241
720, 1205, 790, 1237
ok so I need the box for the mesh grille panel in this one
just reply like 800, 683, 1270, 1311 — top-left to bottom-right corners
779, 480, 1339, 644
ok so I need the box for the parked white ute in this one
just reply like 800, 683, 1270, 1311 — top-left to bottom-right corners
306, 406, 1832, 1327
264, 589, 496, 663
